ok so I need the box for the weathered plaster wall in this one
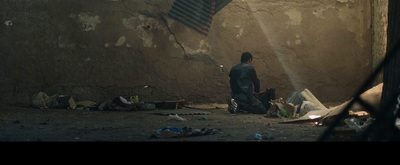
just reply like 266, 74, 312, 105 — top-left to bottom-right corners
0, 0, 372, 105
372, 0, 388, 85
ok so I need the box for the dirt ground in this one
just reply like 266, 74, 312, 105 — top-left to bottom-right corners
0, 104, 338, 142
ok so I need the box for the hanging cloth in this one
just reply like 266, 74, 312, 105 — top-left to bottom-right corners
168, 0, 232, 36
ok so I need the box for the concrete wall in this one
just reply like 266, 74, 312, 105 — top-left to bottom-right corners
372, 0, 388, 85
0, 0, 373, 105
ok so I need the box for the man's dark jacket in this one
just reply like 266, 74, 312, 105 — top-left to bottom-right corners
229, 63, 260, 100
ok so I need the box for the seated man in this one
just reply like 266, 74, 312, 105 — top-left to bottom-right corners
228, 52, 267, 114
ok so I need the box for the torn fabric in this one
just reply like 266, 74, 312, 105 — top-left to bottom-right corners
168, 0, 232, 35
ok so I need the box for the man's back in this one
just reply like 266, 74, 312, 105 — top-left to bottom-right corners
229, 63, 259, 99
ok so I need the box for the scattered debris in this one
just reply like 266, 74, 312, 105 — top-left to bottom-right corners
4, 20, 12, 26
75, 101, 97, 110
31, 91, 193, 112
266, 133, 276, 140
251, 133, 263, 140
344, 117, 375, 133
140, 103, 156, 110
151, 108, 212, 116
31, 92, 76, 109
98, 99, 112, 110
249, 133, 275, 141
344, 117, 362, 132
265, 97, 297, 118
150, 126, 220, 138
147, 100, 187, 109
168, 114, 186, 121
97, 96, 140, 111
97, 96, 180, 111
270, 98, 297, 118
197, 116, 208, 120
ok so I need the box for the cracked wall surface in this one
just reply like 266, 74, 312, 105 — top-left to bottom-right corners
0, 0, 374, 105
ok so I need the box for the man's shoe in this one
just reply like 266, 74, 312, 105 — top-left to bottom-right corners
228, 98, 238, 114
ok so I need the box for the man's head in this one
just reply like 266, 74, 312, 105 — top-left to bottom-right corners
241, 52, 253, 64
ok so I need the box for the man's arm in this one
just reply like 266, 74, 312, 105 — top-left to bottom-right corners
249, 68, 260, 93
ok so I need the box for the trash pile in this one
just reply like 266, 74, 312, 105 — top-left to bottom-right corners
265, 83, 384, 129
264, 88, 329, 120
31, 92, 187, 111
31, 92, 76, 109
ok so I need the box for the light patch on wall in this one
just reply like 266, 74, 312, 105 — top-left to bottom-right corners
311, 3, 366, 48
141, 33, 154, 48
312, 9, 325, 18
312, 5, 334, 19
295, 34, 301, 45
69, 13, 101, 31
221, 22, 226, 27
337, 0, 348, 3
237, 28, 244, 37
287, 35, 302, 47
337, 0, 355, 4
115, 36, 126, 46
199, 40, 205, 47
122, 15, 166, 48
284, 9, 302, 26
295, 39, 301, 45
183, 40, 211, 55
234, 25, 243, 37
337, 4, 367, 48
287, 41, 292, 47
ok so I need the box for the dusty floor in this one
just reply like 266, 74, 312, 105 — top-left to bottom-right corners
0, 105, 339, 142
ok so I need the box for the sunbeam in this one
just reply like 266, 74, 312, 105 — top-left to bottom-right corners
246, 1, 303, 92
